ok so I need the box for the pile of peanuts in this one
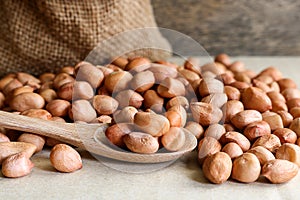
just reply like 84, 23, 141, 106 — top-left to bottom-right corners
0, 53, 300, 184
195, 54, 300, 184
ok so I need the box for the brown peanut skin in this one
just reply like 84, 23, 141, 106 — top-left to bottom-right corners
220, 131, 251, 152
75, 61, 104, 88
262, 159, 299, 184
50, 144, 82, 173
46, 99, 71, 117
20, 108, 52, 120
231, 110, 262, 130
10, 92, 45, 112
241, 87, 272, 112
273, 128, 297, 144
222, 142, 243, 159
105, 123, 134, 148
232, 153, 261, 183
198, 137, 222, 165
202, 152, 232, 184
161, 127, 185, 152
123, 132, 159, 154
1, 152, 34, 178
92, 95, 119, 115
243, 121, 271, 142
17, 133, 46, 153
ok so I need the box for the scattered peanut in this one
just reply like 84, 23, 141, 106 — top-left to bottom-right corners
0, 142, 36, 164
2, 152, 34, 178
50, 144, 82, 173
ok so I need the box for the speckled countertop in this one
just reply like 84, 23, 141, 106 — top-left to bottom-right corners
1, 57, 300, 200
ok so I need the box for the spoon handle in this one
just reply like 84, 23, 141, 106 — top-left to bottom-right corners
0, 110, 103, 148
0, 110, 197, 163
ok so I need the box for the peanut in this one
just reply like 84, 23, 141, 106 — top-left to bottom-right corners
92, 95, 119, 115
161, 127, 185, 151
123, 132, 159, 154
39, 88, 57, 103
276, 143, 300, 167
289, 117, 300, 137
143, 90, 164, 113
17, 133, 46, 153
113, 106, 138, 124
222, 100, 244, 123
184, 121, 204, 139
224, 85, 241, 100
190, 102, 223, 126
157, 77, 185, 98
0, 142, 36, 164
243, 121, 271, 142
104, 71, 132, 93
247, 146, 275, 166
202, 152, 232, 184
75, 61, 104, 88
262, 159, 298, 184
115, 90, 143, 109
20, 108, 52, 120
148, 64, 177, 83
50, 144, 82, 173
105, 123, 134, 148
46, 99, 71, 117
134, 112, 170, 137
252, 134, 281, 153
57, 82, 73, 101
125, 57, 151, 72
198, 137, 222, 165
10, 92, 45, 112
220, 131, 251, 152
231, 153, 261, 183
262, 112, 284, 131
198, 78, 224, 97
204, 123, 226, 141
273, 128, 297, 144
221, 142, 243, 159
53, 73, 74, 89
241, 87, 272, 112
71, 100, 97, 122
2, 152, 34, 178
130, 70, 155, 92
0, 133, 10, 143
73, 81, 94, 100
231, 110, 262, 130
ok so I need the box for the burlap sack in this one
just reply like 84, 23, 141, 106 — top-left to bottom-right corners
0, 0, 171, 76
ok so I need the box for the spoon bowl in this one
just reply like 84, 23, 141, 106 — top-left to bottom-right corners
0, 110, 197, 163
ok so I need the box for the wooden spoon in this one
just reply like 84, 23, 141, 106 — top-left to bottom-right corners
0, 111, 197, 163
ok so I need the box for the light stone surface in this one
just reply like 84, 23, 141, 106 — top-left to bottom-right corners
1, 57, 300, 200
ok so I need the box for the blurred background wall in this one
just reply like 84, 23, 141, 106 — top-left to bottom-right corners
152, 0, 300, 55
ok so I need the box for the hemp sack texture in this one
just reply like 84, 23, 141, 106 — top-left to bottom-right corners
0, 0, 170, 76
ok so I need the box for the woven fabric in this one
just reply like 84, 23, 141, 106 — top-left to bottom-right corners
0, 0, 171, 76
